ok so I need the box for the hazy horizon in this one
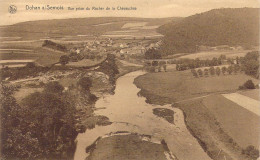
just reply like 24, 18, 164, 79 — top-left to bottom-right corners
0, 0, 259, 25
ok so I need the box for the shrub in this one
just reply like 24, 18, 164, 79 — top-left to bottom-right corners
222, 66, 227, 75
197, 69, 203, 77
227, 66, 233, 74
44, 81, 64, 95
216, 67, 221, 76
209, 67, 215, 76
204, 68, 209, 76
77, 77, 92, 91
233, 64, 240, 74
239, 80, 256, 89
60, 55, 70, 65
242, 145, 259, 159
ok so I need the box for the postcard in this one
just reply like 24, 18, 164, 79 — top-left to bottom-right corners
0, 0, 259, 160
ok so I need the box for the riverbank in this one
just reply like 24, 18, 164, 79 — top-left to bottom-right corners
74, 70, 210, 160
134, 70, 257, 160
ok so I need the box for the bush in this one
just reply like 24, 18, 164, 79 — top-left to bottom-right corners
227, 66, 233, 74
234, 64, 240, 74
241, 51, 259, 78
59, 55, 70, 65
44, 81, 64, 94
222, 66, 227, 75
204, 68, 209, 76
77, 77, 92, 91
197, 69, 203, 77
216, 67, 221, 76
242, 145, 259, 159
239, 80, 256, 89
209, 67, 215, 76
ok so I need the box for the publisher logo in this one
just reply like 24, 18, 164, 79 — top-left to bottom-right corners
8, 5, 17, 14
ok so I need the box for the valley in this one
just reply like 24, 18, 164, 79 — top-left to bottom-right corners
1, 8, 259, 160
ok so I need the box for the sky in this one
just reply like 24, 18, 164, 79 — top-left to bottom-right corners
0, 0, 259, 25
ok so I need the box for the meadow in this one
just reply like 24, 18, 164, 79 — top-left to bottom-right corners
177, 50, 252, 60
134, 69, 258, 102
134, 69, 259, 160
203, 94, 260, 148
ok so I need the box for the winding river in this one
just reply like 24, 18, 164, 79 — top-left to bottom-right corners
74, 71, 211, 160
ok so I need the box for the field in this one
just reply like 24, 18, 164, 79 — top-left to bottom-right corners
203, 94, 260, 148
239, 89, 260, 100
0, 41, 66, 66
102, 21, 163, 39
175, 99, 250, 160
134, 69, 259, 160
0, 17, 178, 41
177, 50, 252, 60
134, 70, 259, 103
222, 93, 260, 116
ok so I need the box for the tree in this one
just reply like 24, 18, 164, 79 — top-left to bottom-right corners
163, 64, 167, 72
59, 55, 69, 65
227, 66, 233, 74
209, 67, 215, 76
176, 64, 179, 71
243, 80, 255, 89
144, 48, 161, 59
243, 59, 259, 78
234, 64, 240, 74
216, 67, 221, 76
219, 54, 226, 60
44, 81, 64, 95
1, 84, 43, 160
197, 69, 203, 77
242, 145, 259, 159
22, 91, 77, 159
210, 57, 218, 66
77, 77, 92, 91
222, 66, 227, 75
191, 69, 196, 74
204, 68, 209, 76
191, 69, 198, 78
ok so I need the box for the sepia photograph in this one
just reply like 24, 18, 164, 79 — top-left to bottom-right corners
0, 0, 259, 160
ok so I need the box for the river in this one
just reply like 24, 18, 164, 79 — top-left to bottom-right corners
74, 71, 211, 160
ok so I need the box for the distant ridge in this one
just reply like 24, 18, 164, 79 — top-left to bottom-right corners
158, 8, 259, 54
0, 17, 181, 40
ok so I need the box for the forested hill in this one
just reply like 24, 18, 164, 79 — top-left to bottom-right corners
158, 8, 259, 54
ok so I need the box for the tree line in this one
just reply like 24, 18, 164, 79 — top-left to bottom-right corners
191, 65, 241, 78
176, 54, 238, 71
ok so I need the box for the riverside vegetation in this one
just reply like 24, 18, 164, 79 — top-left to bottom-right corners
0, 54, 121, 160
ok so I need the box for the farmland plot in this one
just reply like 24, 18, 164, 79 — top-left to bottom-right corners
222, 93, 260, 116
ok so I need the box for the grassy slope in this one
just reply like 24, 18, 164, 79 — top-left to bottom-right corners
238, 89, 259, 100
175, 99, 249, 160
134, 70, 259, 160
0, 41, 65, 66
177, 50, 252, 60
134, 70, 259, 103
203, 94, 260, 148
